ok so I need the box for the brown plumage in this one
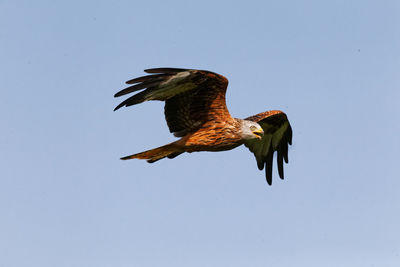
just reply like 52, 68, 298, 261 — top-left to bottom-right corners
114, 68, 293, 185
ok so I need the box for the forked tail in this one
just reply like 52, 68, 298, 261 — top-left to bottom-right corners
120, 143, 184, 163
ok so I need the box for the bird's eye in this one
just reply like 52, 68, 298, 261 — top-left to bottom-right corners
250, 125, 257, 131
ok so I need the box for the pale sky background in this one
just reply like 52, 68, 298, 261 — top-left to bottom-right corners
1, 0, 399, 266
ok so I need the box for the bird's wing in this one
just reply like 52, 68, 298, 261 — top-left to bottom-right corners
244, 110, 292, 185
114, 68, 230, 137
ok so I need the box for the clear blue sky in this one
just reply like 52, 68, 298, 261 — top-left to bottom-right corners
1, 0, 399, 266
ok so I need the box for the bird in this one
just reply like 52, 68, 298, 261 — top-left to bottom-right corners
114, 68, 292, 185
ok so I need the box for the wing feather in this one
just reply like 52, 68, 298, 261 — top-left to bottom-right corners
114, 68, 230, 137
265, 151, 274, 185
125, 73, 171, 85
244, 110, 292, 185
144, 67, 189, 74
114, 80, 164, 98
277, 148, 284, 179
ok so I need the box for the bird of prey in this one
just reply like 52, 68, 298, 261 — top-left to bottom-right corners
114, 68, 292, 185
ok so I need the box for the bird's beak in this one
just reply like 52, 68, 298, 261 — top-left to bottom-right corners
253, 128, 264, 140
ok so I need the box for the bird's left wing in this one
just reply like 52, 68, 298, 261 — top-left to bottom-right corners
244, 110, 292, 185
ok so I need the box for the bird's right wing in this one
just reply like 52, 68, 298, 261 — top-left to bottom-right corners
244, 110, 293, 185
114, 68, 231, 137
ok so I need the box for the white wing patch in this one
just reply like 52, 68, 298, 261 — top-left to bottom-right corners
160, 71, 191, 86
147, 71, 196, 100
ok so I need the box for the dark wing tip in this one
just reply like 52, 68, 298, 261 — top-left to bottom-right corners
144, 67, 189, 74
114, 84, 146, 98
125, 73, 171, 85
114, 91, 124, 98
288, 125, 293, 145
265, 153, 273, 186
266, 171, 272, 185
277, 150, 284, 180
114, 103, 124, 111
257, 160, 264, 170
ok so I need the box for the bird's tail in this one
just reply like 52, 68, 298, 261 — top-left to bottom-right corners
120, 143, 184, 163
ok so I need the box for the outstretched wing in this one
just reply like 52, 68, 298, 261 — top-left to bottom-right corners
114, 68, 230, 137
244, 110, 292, 185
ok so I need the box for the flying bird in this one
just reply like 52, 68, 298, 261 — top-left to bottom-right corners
114, 68, 292, 185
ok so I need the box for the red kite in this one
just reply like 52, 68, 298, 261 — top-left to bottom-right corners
114, 68, 292, 185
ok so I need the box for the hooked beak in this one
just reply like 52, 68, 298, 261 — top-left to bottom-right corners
252, 128, 264, 140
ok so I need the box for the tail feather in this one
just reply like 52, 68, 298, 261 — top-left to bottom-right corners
121, 143, 183, 163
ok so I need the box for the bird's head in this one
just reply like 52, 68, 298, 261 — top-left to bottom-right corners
240, 120, 264, 140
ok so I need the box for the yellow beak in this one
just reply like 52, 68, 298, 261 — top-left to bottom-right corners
253, 128, 264, 140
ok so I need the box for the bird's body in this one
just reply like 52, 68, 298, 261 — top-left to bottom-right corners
114, 68, 292, 185
177, 119, 243, 151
